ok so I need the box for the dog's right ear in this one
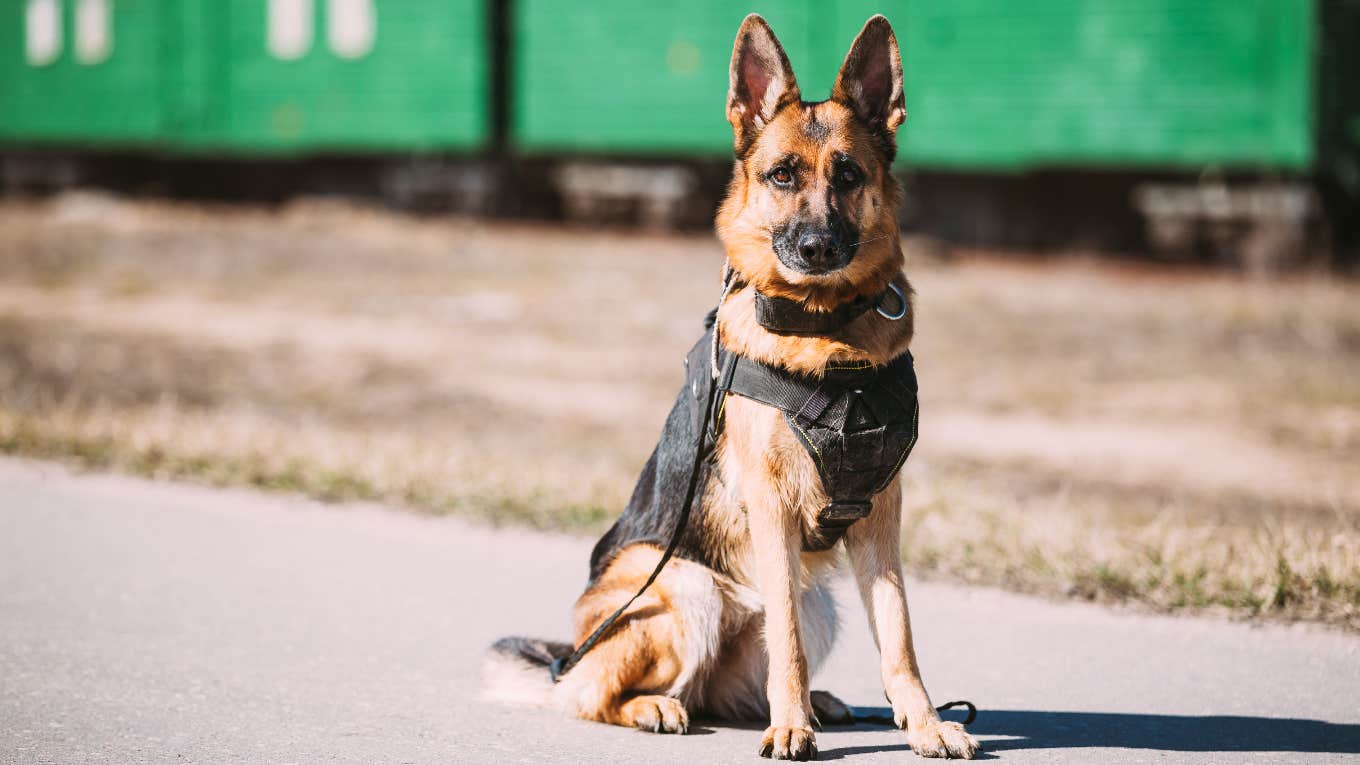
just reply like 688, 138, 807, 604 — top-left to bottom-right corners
726, 14, 800, 155
832, 15, 906, 136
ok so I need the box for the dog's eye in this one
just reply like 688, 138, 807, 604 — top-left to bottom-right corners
769, 167, 794, 187
835, 165, 862, 189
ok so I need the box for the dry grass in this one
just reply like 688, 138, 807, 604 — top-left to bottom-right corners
1, 192, 1357, 628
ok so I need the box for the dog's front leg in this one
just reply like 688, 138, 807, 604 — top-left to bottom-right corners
746, 489, 817, 760
845, 482, 979, 759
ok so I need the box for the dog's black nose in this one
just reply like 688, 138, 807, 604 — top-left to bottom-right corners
797, 230, 835, 265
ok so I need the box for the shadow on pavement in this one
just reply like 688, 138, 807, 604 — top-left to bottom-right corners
823, 707, 1360, 757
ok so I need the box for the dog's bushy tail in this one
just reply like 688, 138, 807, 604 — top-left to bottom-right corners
480, 636, 573, 707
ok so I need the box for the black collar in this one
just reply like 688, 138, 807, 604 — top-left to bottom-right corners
753, 287, 892, 336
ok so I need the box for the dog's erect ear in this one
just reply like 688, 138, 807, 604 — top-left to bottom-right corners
832, 15, 906, 135
727, 14, 800, 154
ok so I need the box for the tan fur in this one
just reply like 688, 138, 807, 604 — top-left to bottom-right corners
554, 513, 842, 728
527, 13, 977, 760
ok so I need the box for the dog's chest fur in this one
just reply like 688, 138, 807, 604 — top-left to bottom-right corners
710, 393, 843, 586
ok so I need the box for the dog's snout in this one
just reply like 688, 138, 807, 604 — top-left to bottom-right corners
771, 221, 858, 276
797, 230, 835, 265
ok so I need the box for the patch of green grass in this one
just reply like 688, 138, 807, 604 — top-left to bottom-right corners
4, 410, 1359, 630
1272, 555, 1298, 610
0, 421, 615, 535
1166, 570, 1196, 608
898, 479, 1360, 630
1081, 565, 1141, 601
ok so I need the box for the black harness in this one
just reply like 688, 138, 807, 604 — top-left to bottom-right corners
709, 339, 920, 551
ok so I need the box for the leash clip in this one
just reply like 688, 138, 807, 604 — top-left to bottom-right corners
548, 656, 568, 683
876, 283, 908, 320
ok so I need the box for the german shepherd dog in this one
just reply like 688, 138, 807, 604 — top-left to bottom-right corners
484, 14, 979, 761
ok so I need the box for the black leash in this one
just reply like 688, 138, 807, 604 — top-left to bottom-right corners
549, 298, 724, 684
549, 362, 716, 683
851, 700, 977, 727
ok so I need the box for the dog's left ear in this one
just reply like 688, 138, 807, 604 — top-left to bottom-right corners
727, 14, 800, 155
832, 15, 906, 135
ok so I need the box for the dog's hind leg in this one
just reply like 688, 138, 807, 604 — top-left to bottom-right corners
554, 544, 724, 734
556, 627, 690, 735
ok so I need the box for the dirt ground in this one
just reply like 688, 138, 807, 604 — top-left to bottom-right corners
1, 192, 1357, 627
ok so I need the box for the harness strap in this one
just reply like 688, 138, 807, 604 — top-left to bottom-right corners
717, 355, 851, 433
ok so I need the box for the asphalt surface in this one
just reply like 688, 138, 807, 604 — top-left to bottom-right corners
2, 458, 1358, 764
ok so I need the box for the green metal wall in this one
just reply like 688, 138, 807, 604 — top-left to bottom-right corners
514, 1, 822, 154
0, 0, 167, 145
899, 0, 1314, 169
513, 0, 1316, 170
0, 0, 488, 154
0, 1, 1323, 169
203, 0, 487, 152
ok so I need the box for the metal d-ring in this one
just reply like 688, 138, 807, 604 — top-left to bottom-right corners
876, 283, 907, 320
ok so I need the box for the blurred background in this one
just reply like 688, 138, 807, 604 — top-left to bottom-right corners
0, 1, 1357, 629
4, 0, 1360, 265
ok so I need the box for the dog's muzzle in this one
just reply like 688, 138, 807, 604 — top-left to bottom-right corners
772, 220, 859, 275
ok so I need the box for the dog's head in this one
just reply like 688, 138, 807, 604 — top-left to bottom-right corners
717, 14, 905, 305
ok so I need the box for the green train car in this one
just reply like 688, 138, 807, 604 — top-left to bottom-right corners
4, 0, 1348, 167
0, 0, 488, 153
511, 0, 1356, 261
0, 1, 1355, 259
514, 0, 1324, 171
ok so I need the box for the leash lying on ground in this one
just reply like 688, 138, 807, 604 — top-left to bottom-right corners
852, 701, 977, 727
548, 266, 977, 729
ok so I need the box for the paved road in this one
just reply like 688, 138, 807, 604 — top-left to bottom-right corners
2, 458, 1358, 764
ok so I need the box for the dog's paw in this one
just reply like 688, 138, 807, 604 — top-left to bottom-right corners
906, 719, 979, 759
620, 695, 689, 734
759, 725, 817, 760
